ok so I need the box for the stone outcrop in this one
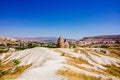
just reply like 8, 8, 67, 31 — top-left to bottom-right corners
57, 36, 69, 48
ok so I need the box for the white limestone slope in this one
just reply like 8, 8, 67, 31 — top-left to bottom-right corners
0, 47, 120, 80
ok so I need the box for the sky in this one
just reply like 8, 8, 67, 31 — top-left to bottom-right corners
0, 0, 120, 39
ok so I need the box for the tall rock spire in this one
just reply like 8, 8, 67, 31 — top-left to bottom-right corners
57, 36, 64, 48
57, 36, 69, 48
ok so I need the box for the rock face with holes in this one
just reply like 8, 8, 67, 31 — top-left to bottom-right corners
57, 36, 69, 48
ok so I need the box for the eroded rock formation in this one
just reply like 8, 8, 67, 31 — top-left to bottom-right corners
57, 36, 69, 48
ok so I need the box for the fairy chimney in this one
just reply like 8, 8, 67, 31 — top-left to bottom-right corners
64, 39, 69, 48
57, 36, 64, 48
57, 36, 69, 48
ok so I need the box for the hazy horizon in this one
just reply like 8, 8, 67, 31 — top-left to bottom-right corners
0, 0, 120, 39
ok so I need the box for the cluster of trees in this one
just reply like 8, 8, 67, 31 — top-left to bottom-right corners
0, 41, 57, 53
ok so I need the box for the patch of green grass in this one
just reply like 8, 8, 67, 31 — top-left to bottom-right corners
12, 59, 21, 66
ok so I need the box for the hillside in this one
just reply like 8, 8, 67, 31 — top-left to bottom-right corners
78, 35, 120, 46
0, 47, 120, 80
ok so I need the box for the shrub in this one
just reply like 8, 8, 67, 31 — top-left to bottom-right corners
12, 59, 21, 66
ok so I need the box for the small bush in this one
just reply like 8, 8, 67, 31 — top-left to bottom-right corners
12, 59, 21, 65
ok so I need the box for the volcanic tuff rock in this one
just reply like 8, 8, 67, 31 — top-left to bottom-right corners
57, 36, 69, 48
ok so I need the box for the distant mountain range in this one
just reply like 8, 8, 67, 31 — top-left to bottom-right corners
17, 37, 76, 42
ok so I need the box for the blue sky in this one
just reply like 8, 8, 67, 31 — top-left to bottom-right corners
0, 0, 120, 39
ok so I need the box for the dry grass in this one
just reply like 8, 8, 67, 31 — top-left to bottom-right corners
55, 48, 99, 65
103, 64, 120, 78
106, 49, 120, 58
75, 48, 120, 59
55, 48, 120, 79
56, 68, 102, 80
66, 56, 91, 65
0, 61, 13, 71
66, 60, 109, 76
54, 49, 67, 56
0, 60, 31, 80
81, 49, 100, 64
3, 53, 12, 61
117, 63, 120, 66
64, 53, 108, 75
77, 48, 99, 64
74, 48, 81, 53
85, 49, 101, 57
54, 49, 93, 66
92, 48, 120, 59
54, 49, 64, 53
74, 48, 87, 53
0, 65, 31, 80
93, 49, 111, 58
59, 49, 94, 66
